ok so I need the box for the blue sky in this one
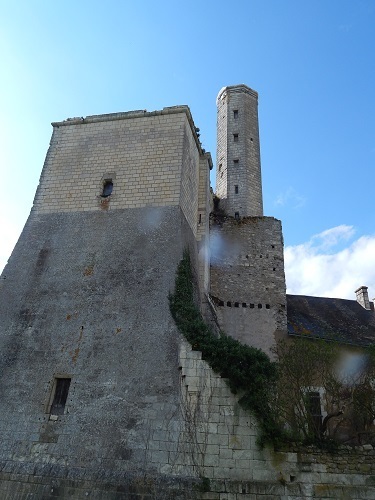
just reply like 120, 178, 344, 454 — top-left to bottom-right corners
1, 0, 374, 298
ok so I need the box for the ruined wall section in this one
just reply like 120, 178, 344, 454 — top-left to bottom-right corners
210, 216, 286, 354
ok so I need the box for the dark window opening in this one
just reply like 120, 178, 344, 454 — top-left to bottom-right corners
235, 212, 240, 220
50, 378, 71, 415
271, 245, 275, 249
273, 267, 276, 271
250, 138, 253, 142
219, 163, 222, 171
227, 301, 232, 307
258, 304, 262, 309
233, 110, 238, 119
233, 134, 238, 142
101, 180, 113, 197
235, 185, 239, 194
233, 159, 239, 166
219, 300, 224, 306
199, 214, 202, 224
266, 304, 270, 309
234, 302, 239, 308
242, 303, 247, 308
250, 303, 254, 309
306, 391, 323, 437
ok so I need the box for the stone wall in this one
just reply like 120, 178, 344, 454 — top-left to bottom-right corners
210, 216, 286, 353
175, 340, 375, 499
32, 107, 205, 229
0, 208, 187, 475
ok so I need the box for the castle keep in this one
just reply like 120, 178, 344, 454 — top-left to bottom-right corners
1, 85, 375, 499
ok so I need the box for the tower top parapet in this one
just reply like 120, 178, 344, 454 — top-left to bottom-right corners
216, 84, 258, 105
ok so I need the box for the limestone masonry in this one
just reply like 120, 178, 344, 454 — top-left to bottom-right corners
0, 85, 374, 499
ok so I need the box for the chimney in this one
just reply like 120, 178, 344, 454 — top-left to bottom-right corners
355, 286, 371, 310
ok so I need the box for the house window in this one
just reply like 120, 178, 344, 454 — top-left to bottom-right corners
233, 159, 239, 166
235, 185, 239, 194
101, 180, 113, 197
50, 378, 71, 415
233, 110, 238, 119
306, 391, 323, 437
233, 134, 238, 142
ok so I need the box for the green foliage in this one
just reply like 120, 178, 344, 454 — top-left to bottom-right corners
196, 476, 210, 492
169, 252, 375, 449
273, 339, 375, 448
169, 251, 283, 447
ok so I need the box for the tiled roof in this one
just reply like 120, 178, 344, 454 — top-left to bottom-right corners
287, 294, 375, 346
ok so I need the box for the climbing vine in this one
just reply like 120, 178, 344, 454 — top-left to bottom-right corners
169, 251, 283, 447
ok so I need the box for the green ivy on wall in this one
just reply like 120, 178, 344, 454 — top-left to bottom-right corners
169, 251, 283, 447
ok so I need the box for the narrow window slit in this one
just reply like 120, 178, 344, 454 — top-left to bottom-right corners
50, 378, 71, 415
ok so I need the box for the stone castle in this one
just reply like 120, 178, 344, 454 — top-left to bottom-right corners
1, 85, 375, 499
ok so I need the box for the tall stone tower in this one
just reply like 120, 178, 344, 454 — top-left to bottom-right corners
216, 85, 263, 217
211, 85, 286, 354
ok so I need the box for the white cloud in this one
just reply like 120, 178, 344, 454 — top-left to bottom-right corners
309, 224, 356, 251
285, 226, 375, 300
275, 187, 306, 209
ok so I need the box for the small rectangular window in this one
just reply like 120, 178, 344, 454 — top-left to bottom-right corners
235, 185, 239, 194
50, 378, 71, 415
233, 110, 238, 119
233, 134, 238, 142
233, 159, 239, 166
